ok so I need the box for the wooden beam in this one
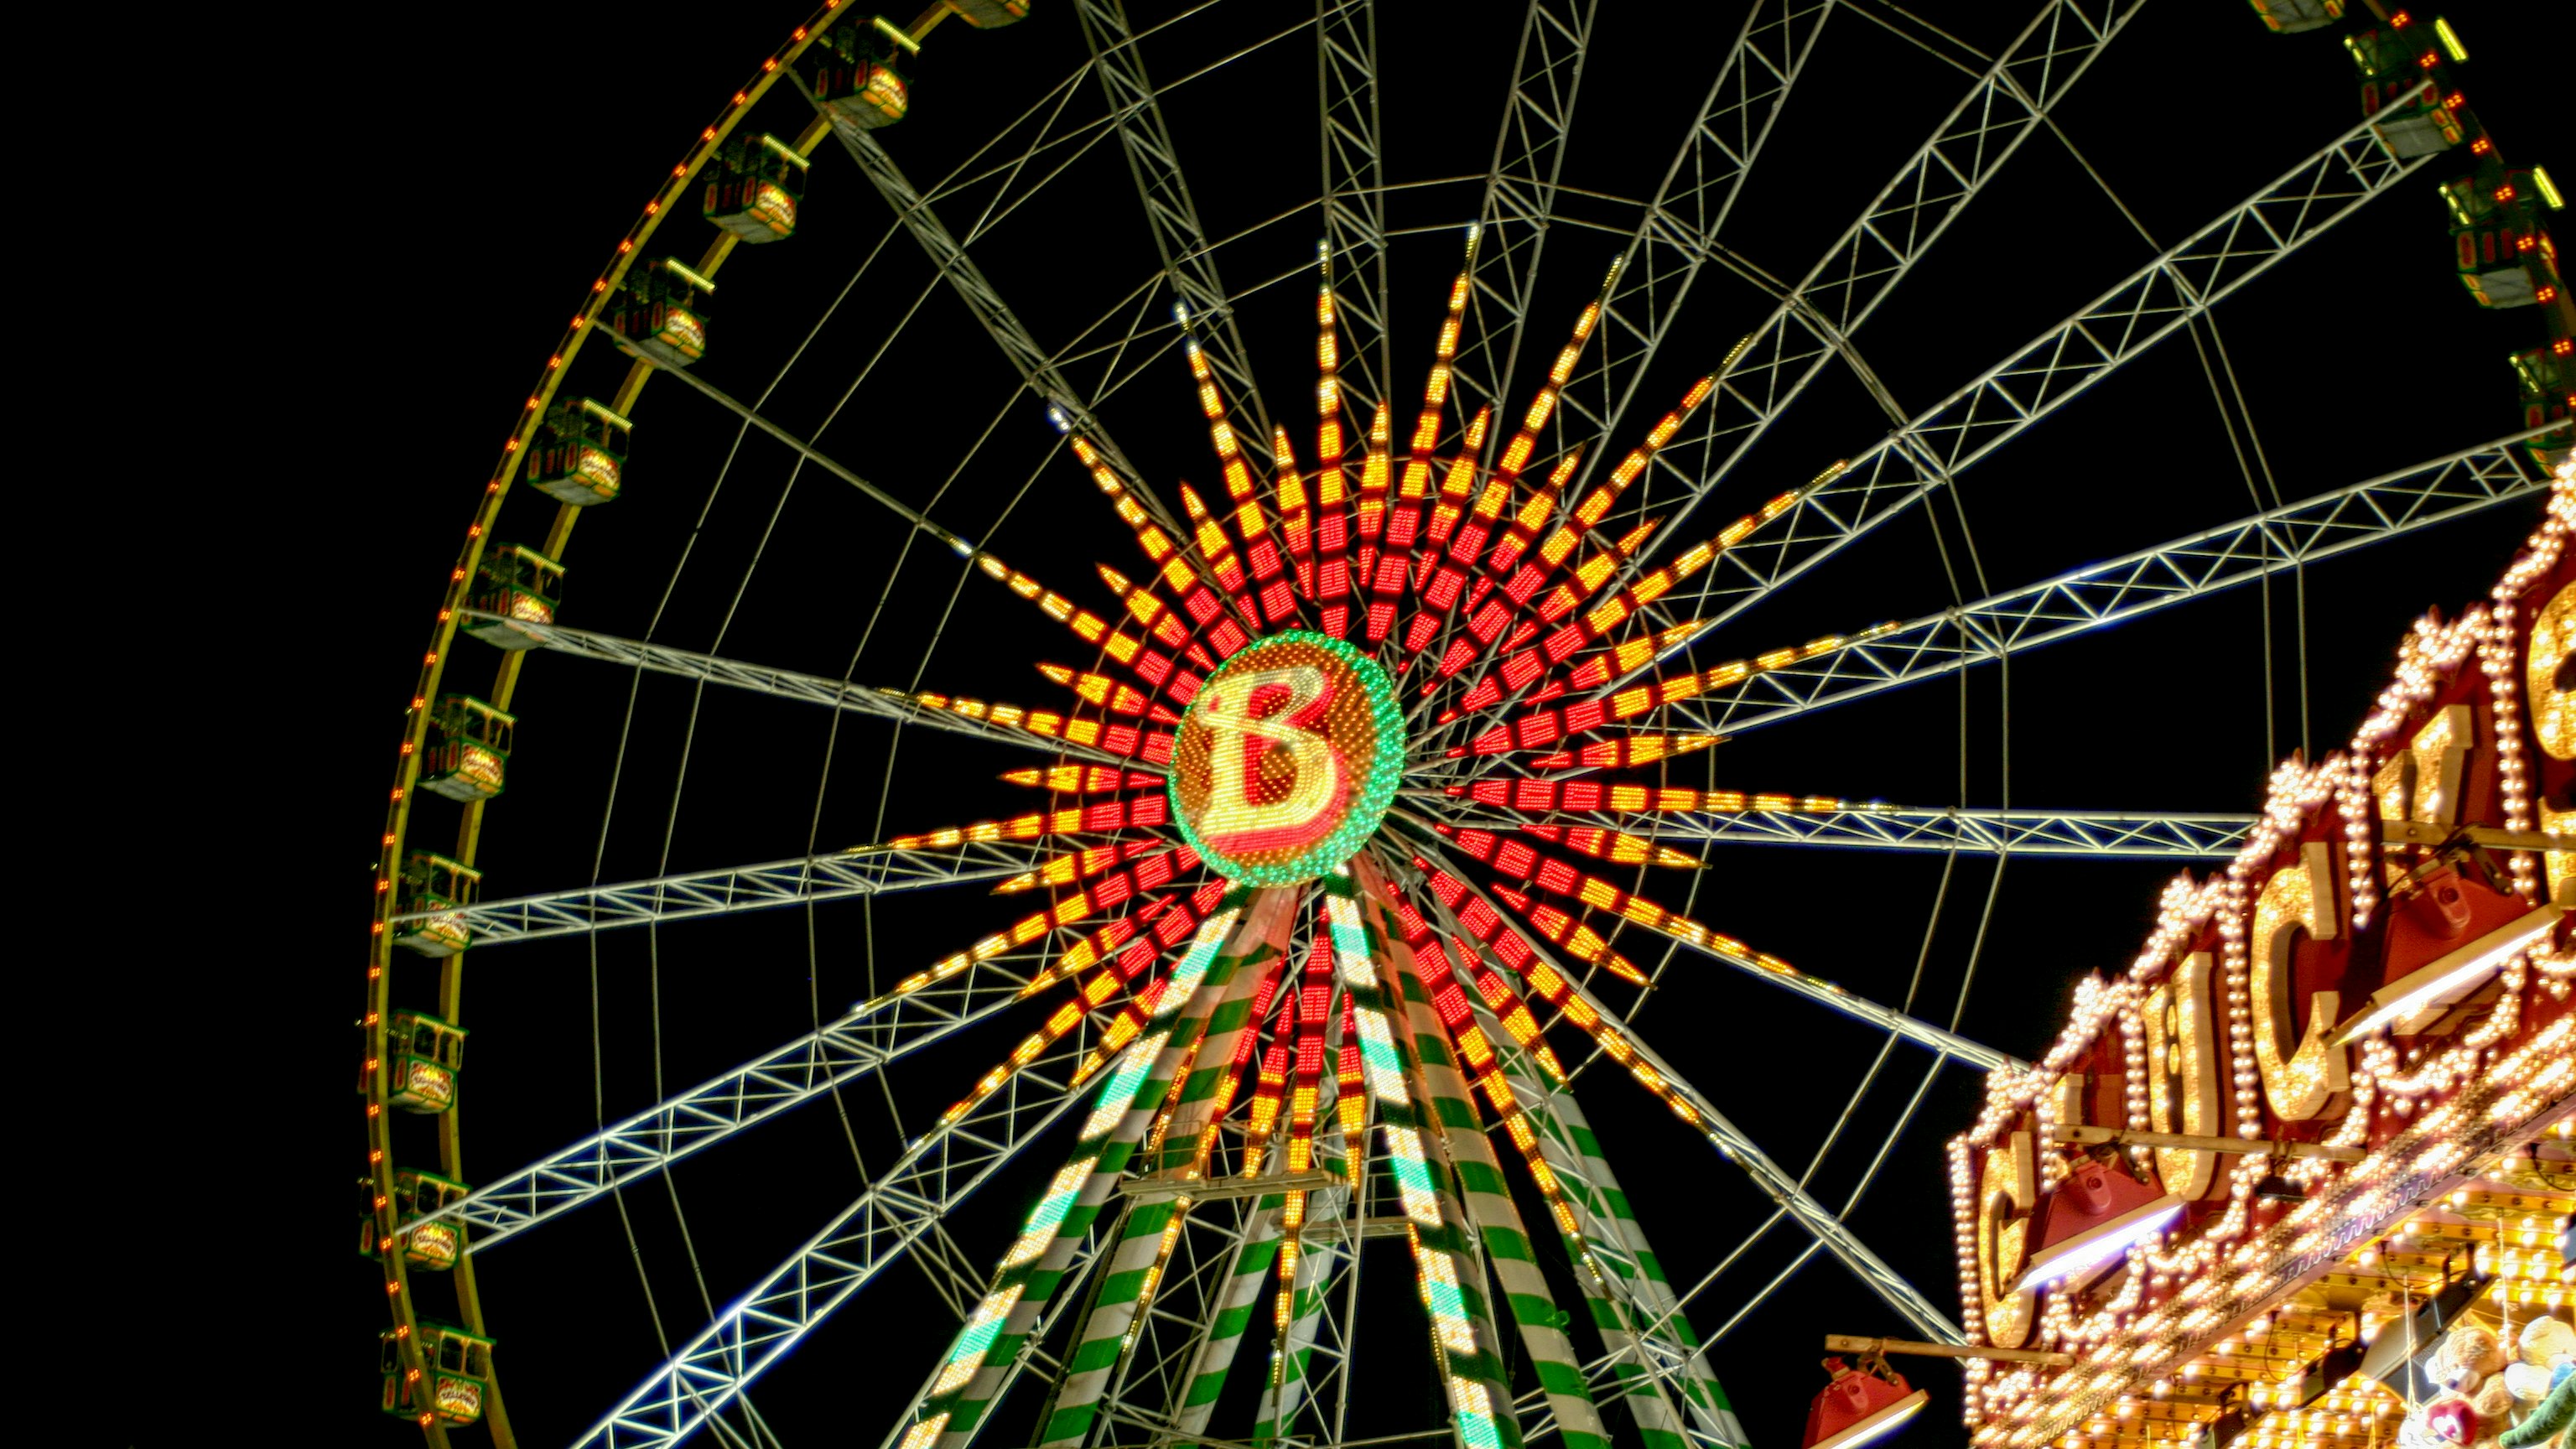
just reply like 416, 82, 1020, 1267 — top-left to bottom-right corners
1117, 1168, 1342, 1203
2380, 821, 2573, 853
1825, 1334, 2075, 1368
2049, 1124, 2364, 1162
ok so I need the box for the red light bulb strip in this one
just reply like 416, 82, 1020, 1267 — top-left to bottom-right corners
1511, 821, 1703, 870
992, 837, 1181, 896
1519, 733, 1723, 771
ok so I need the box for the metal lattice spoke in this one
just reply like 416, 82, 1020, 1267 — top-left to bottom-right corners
476, 615, 1137, 766
1317, 0, 1390, 412
413, 927, 1086, 1247
393, 838, 1067, 948
1453, 0, 1597, 437
596, 322, 986, 557
1400, 819, 2018, 1071
1074, 0, 1275, 452
1654, 429, 2555, 735
1652, 91, 2438, 640
805, 78, 1193, 543
1602, 0, 2143, 539
1410, 844, 1971, 1343
568, 1022, 1106, 1449
1555, 0, 1839, 478
1436, 795, 2257, 859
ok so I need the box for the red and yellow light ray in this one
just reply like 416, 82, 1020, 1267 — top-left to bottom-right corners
865, 240, 1932, 1419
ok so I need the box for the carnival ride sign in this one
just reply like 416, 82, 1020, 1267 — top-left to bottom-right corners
1169, 631, 1404, 886
1950, 491, 2576, 1447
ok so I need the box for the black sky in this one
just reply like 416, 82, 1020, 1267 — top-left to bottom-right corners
91, 1, 2575, 1444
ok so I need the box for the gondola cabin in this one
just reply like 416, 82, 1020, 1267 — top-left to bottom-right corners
2441, 166, 2565, 309
2344, 18, 2470, 158
419, 695, 514, 802
2513, 342, 2576, 473
359, 1169, 470, 1270
704, 132, 809, 243
392, 852, 480, 958
462, 543, 565, 652
944, 0, 1029, 24
379, 1321, 494, 1426
527, 398, 631, 506
380, 1010, 467, 1114
808, 15, 917, 134
607, 258, 714, 368
2246, 0, 2341, 33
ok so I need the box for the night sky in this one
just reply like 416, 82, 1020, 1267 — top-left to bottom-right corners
100, 1, 2573, 1444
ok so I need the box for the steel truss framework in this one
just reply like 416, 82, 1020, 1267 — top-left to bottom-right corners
406, 922, 1085, 1248
1573, 0, 2144, 538
1635, 87, 2443, 641
472, 614, 1131, 765
1072, 0, 1275, 449
1437, 797, 2257, 860
394, 834, 1058, 947
361, 5, 2568, 1449
1654, 430, 2558, 736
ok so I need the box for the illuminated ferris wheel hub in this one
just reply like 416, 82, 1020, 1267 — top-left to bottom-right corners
1171, 631, 1405, 888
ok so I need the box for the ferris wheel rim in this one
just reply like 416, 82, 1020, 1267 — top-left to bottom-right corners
357, 3, 2568, 1446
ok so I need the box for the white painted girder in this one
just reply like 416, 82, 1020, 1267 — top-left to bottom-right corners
402, 924, 1083, 1248
1436, 797, 2256, 860
1654, 430, 2557, 736
1647, 91, 2442, 637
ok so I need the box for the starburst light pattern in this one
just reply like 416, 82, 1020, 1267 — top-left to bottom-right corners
862, 232, 1945, 1449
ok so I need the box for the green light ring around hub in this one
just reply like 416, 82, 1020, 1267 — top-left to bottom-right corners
1168, 630, 1405, 887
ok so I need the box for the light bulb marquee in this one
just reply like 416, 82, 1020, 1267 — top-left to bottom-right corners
1169, 631, 1403, 886
1945, 486, 2576, 1449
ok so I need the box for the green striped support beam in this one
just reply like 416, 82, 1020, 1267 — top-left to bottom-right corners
895, 891, 1265, 1449
1356, 861, 1611, 1449
1479, 1002, 1703, 1449
1523, 1069, 1749, 1448
1322, 874, 1524, 1449
1423, 887, 1747, 1449
1035, 889, 1297, 1448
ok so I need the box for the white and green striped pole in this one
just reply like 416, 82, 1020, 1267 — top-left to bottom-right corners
893, 890, 1270, 1449
1355, 860, 1611, 1449
1532, 1078, 1748, 1447
1034, 889, 1297, 1447
1415, 876, 1748, 1449
1321, 872, 1524, 1449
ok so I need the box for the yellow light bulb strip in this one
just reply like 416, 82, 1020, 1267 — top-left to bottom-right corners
1000, 764, 1166, 792
1462, 621, 1895, 755
1450, 781, 1845, 817
991, 837, 1171, 896
886, 793, 1172, 851
1489, 262, 1618, 487
1270, 423, 1315, 621
1064, 431, 1254, 659
892, 690, 1176, 765
1514, 822, 1705, 870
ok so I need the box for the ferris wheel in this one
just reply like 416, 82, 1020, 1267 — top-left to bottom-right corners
354, 3, 2574, 1448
